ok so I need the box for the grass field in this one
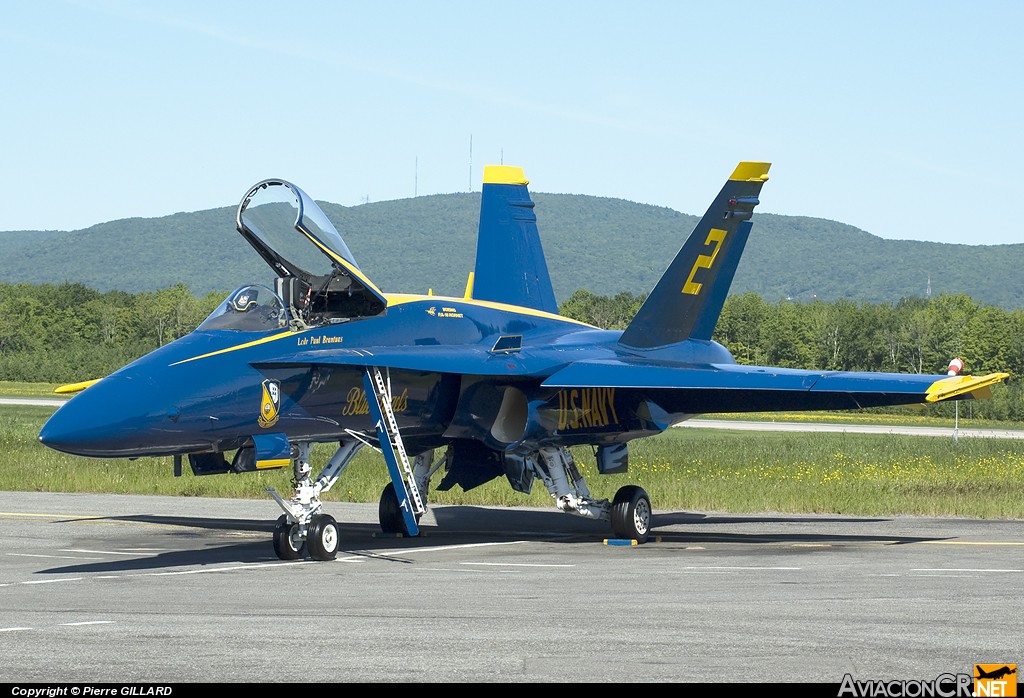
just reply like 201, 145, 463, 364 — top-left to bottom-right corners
0, 381, 66, 399
5, 399, 1022, 520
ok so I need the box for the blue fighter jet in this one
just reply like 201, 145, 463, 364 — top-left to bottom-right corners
38, 162, 1008, 560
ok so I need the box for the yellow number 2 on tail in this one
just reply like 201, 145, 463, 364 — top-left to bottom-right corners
682, 228, 727, 295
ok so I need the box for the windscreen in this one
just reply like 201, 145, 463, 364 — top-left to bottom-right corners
197, 285, 289, 332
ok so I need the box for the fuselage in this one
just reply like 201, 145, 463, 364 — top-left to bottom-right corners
38, 293, 737, 460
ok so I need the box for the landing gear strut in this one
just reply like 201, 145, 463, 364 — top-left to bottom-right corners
267, 440, 362, 561
533, 446, 652, 543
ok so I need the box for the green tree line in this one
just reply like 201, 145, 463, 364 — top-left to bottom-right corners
560, 289, 1023, 420
1, 282, 1019, 419
0, 283, 222, 383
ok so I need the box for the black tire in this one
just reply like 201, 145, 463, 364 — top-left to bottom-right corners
378, 482, 406, 534
272, 514, 305, 560
306, 514, 339, 561
611, 485, 652, 543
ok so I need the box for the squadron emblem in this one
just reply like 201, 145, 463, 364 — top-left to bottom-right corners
258, 379, 281, 428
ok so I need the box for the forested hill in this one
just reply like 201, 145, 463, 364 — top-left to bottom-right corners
2, 192, 1022, 308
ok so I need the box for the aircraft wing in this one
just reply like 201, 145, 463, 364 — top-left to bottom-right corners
541, 359, 1009, 410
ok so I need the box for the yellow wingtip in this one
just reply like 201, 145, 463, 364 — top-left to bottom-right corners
925, 372, 1010, 402
54, 378, 101, 394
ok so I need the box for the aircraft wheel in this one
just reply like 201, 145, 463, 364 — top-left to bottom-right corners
272, 515, 305, 560
306, 514, 339, 561
379, 482, 421, 535
611, 485, 651, 543
379, 482, 406, 534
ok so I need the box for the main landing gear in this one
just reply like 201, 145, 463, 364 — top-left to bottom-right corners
378, 450, 443, 535
534, 447, 652, 543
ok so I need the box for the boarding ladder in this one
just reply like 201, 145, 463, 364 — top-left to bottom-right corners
363, 367, 425, 535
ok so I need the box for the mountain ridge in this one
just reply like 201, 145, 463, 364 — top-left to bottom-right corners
2, 192, 1021, 308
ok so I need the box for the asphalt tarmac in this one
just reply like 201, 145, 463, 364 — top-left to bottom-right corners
0, 492, 1020, 684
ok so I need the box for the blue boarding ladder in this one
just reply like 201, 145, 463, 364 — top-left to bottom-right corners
363, 367, 425, 536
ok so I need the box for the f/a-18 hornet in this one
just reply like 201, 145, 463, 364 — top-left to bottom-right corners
39, 162, 1008, 560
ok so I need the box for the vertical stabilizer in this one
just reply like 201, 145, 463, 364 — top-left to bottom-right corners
470, 166, 558, 314
618, 162, 770, 349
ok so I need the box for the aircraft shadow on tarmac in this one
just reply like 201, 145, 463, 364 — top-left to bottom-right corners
34, 505, 947, 575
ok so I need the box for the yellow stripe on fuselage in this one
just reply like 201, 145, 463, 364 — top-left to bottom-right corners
171, 294, 594, 367
384, 293, 595, 327
170, 330, 298, 366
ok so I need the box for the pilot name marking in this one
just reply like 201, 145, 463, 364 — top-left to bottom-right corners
297, 335, 343, 346
341, 386, 409, 416
556, 388, 619, 430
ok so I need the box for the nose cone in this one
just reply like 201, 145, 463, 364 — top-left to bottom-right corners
38, 374, 168, 457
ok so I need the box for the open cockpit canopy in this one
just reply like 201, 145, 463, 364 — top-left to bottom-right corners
236, 179, 387, 326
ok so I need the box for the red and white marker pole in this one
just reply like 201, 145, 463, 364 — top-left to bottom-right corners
946, 358, 963, 440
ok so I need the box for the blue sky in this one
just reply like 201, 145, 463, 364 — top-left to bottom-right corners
2, 1, 1022, 245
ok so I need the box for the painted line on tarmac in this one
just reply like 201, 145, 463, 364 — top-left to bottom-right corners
0, 511, 218, 530
461, 561, 574, 568
376, 540, 530, 555
911, 568, 1021, 573
679, 560, 806, 569
0, 512, 107, 519
6, 552, 103, 560
678, 565, 803, 571
61, 548, 161, 556
921, 540, 1024, 546
0, 621, 115, 633
60, 620, 115, 626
